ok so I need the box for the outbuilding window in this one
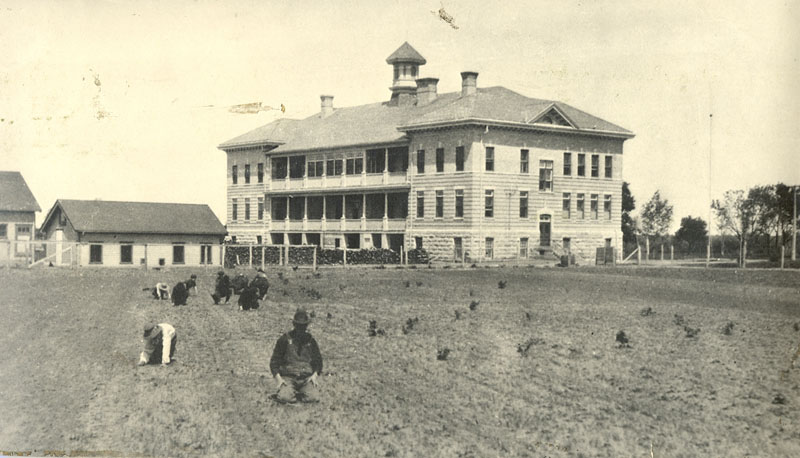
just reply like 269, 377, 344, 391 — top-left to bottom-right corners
173, 244, 185, 265
90, 244, 103, 264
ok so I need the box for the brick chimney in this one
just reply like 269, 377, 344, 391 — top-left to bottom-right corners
460, 71, 478, 97
416, 77, 439, 106
320, 95, 334, 117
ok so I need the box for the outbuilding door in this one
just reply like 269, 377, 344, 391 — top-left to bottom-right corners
539, 215, 551, 247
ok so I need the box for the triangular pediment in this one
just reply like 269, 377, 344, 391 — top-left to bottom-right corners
529, 104, 575, 128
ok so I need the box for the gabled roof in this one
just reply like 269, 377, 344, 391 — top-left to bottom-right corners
42, 199, 226, 235
219, 87, 633, 154
0, 171, 41, 212
386, 42, 426, 64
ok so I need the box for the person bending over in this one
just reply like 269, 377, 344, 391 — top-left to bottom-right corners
138, 323, 177, 366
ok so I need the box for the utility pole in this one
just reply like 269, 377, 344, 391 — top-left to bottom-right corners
706, 113, 713, 268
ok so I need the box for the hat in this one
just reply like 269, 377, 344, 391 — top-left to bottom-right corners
190, 274, 197, 279
292, 309, 311, 325
217, 271, 225, 276
143, 323, 157, 337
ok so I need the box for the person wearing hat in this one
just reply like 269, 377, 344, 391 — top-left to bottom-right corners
269, 309, 323, 403
187, 274, 198, 295
149, 282, 171, 301
250, 268, 270, 300
137, 323, 177, 366
211, 271, 232, 305
238, 283, 260, 311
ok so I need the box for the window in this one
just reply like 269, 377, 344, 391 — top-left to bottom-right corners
417, 150, 425, 174
455, 146, 464, 171
436, 148, 444, 173
604, 194, 612, 220
591, 194, 599, 219
577, 154, 585, 177
257, 236, 263, 245
243, 198, 250, 221
366, 149, 385, 173
200, 245, 213, 264
435, 190, 444, 218
415, 237, 423, 249
244, 164, 251, 184
232, 165, 238, 184
258, 197, 264, 221
173, 244, 185, 264
90, 244, 103, 264
605, 155, 613, 178
563, 152, 572, 176
538, 160, 553, 192
454, 189, 464, 218
519, 191, 529, 218
562, 193, 571, 219
591, 154, 599, 178
308, 160, 324, 177
454, 237, 463, 260
519, 238, 528, 258
0, 224, 6, 239
485, 238, 494, 259
289, 156, 306, 178
326, 159, 343, 176
325, 195, 342, 220
16, 225, 31, 235
485, 147, 494, 171
120, 244, 133, 264
232, 199, 238, 221
577, 194, 585, 219
416, 191, 424, 218
272, 157, 288, 179
257, 162, 264, 183
290, 197, 305, 220
520, 149, 529, 173
484, 190, 494, 217
346, 157, 363, 175
272, 197, 288, 220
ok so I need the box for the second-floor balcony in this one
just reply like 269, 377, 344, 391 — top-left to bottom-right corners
270, 171, 408, 191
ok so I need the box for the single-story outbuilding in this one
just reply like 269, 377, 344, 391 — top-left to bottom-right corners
39, 199, 226, 267
0, 171, 41, 262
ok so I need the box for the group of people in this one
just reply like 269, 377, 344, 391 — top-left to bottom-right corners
138, 309, 323, 404
212, 268, 270, 311
147, 275, 197, 306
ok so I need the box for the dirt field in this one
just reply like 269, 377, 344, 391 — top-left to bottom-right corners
1, 265, 798, 457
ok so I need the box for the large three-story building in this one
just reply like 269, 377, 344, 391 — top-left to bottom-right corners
219, 43, 634, 261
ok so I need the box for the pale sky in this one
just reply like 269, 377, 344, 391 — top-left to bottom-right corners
2, 0, 798, 232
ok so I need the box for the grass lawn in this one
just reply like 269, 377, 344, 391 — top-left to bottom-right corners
0, 265, 799, 457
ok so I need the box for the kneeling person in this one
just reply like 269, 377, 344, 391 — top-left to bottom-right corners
270, 310, 323, 403
238, 285, 260, 311
172, 280, 191, 306
138, 323, 177, 365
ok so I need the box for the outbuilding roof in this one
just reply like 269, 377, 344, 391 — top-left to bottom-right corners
42, 199, 226, 235
0, 171, 41, 212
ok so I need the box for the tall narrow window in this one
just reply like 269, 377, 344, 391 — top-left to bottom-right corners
308, 160, 324, 177
591, 154, 599, 178
591, 194, 599, 219
271, 157, 287, 179
257, 162, 264, 183
519, 191, 529, 218
562, 193, 571, 219
289, 156, 306, 178
538, 160, 553, 192
605, 155, 613, 178
563, 152, 572, 176
90, 244, 103, 264
417, 150, 425, 174
454, 237, 463, 260
485, 147, 494, 171
604, 194, 612, 220
455, 146, 464, 172
454, 189, 464, 218
435, 190, 444, 218
244, 164, 251, 184
244, 198, 251, 221
484, 190, 494, 217
577, 193, 585, 219
577, 154, 585, 177
232, 165, 238, 184
232, 199, 238, 221
436, 148, 444, 173
258, 197, 264, 221
173, 244, 185, 265
120, 244, 133, 264
366, 149, 385, 173
416, 191, 424, 218
0, 224, 6, 239
485, 238, 494, 259
519, 238, 528, 258
327, 159, 343, 176
520, 149, 529, 173
346, 157, 363, 175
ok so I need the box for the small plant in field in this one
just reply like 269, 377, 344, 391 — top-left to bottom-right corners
402, 317, 419, 334
616, 330, 630, 347
368, 320, 385, 337
469, 300, 479, 311
277, 272, 284, 280
437, 348, 451, 361
498, 280, 507, 289
404, 280, 411, 288
525, 311, 532, 321
282, 290, 289, 296
454, 310, 462, 320
338, 284, 346, 291
640, 307, 654, 317
292, 265, 298, 271
673, 314, 685, 326
722, 322, 735, 335
416, 280, 423, 287
794, 322, 799, 332
307, 288, 322, 300
470, 263, 477, 268
326, 312, 333, 319
282, 278, 289, 285
313, 271, 322, 279
772, 393, 788, 405
517, 338, 544, 357
468, 289, 475, 297
684, 326, 700, 338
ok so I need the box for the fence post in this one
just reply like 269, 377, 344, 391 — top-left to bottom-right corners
670, 245, 674, 261
637, 245, 641, 264
645, 238, 649, 263
660, 244, 664, 261
313, 246, 317, 271
261, 245, 265, 269
222, 244, 227, 268
249, 244, 253, 267
742, 240, 747, 268
6, 241, 10, 269
781, 245, 785, 269
343, 248, 347, 269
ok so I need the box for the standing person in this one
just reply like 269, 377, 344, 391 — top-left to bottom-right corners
270, 309, 323, 404
250, 268, 270, 300
137, 323, 177, 366
187, 274, 198, 295
211, 271, 232, 304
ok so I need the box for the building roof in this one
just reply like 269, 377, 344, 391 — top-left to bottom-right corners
386, 42, 427, 65
43, 199, 226, 235
218, 118, 299, 149
0, 171, 41, 212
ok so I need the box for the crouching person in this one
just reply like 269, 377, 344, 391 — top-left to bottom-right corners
138, 323, 177, 366
150, 283, 170, 300
172, 280, 191, 306
238, 285, 260, 311
211, 271, 232, 305
251, 268, 270, 300
270, 310, 323, 403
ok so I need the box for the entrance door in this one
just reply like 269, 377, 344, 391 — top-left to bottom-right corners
539, 215, 551, 247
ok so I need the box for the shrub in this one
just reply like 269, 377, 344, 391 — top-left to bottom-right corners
722, 322, 735, 335
469, 300, 479, 311
437, 348, 450, 361
407, 248, 431, 264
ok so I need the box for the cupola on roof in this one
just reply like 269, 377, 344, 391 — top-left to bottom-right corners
385, 42, 427, 64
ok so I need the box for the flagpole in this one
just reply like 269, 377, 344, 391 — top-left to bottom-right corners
706, 113, 712, 268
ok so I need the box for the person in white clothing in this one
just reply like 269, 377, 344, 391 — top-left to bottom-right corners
137, 323, 177, 365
